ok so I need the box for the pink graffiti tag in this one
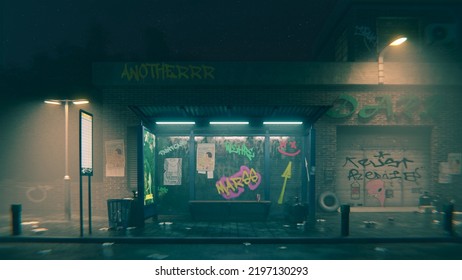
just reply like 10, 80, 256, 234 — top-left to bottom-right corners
278, 140, 301, 157
366, 179, 386, 207
215, 166, 262, 199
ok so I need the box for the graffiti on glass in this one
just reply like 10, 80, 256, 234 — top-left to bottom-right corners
215, 166, 261, 199
224, 141, 255, 161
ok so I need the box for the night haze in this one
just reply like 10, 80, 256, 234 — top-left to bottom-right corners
1, 0, 338, 68
1, 0, 462, 264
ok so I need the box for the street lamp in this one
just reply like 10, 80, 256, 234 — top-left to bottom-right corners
378, 36, 407, 84
44, 99, 89, 221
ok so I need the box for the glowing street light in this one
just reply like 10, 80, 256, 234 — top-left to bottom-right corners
44, 98, 89, 221
378, 36, 407, 84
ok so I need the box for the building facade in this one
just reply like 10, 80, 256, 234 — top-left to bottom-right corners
313, 0, 462, 63
2, 1, 461, 224
92, 61, 462, 222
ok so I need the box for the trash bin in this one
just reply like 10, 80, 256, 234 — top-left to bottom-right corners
284, 197, 308, 224
107, 198, 134, 229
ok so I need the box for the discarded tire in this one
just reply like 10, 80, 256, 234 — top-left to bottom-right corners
319, 191, 340, 212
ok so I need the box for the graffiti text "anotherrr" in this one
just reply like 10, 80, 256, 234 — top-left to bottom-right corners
121, 63, 215, 81
215, 166, 261, 199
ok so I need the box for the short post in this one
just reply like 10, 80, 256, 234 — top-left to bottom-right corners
340, 204, 350, 237
11, 204, 22, 236
443, 203, 454, 235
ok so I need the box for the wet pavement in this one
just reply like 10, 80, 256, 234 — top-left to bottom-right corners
1, 208, 462, 259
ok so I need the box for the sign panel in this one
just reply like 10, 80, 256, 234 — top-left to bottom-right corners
142, 126, 156, 206
80, 110, 93, 176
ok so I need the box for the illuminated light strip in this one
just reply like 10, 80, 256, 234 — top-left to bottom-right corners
44, 100, 62, 105
72, 100, 89, 105
155, 121, 196, 125
263, 121, 303, 125
389, 37, 407, 46
44, 99, 90, 105
209, 121, 249, 125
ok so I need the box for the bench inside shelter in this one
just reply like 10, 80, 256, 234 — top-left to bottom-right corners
189, 200, 271, 221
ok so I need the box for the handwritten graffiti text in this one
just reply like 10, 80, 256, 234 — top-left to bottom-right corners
343, 151, 423, 183
121, 63, 215, 82
159, 140, 188, 156
343, 152, 414, 169
215, 166, 261, 199
225, 141, 255, 161
326, 94, 439, 122
354, 25, 377, 51
347, 168, 422, 182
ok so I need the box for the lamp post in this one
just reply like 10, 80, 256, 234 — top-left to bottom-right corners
44, 99, 89, 221
378, 36, 407, 84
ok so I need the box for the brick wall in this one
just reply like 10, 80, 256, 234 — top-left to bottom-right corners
314, 88, 462, 208
101, 85, 462, 210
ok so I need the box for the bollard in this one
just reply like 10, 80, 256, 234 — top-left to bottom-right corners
340, 204, 350, 237
11, 204, 22, 236
443, 203, 454, 235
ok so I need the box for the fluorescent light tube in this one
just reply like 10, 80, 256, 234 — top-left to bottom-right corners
209, 121, 249, 125
44, 100, 62, 105
156, 121, 196, 125
263, 121, 303, 125
72, 100, 89, 105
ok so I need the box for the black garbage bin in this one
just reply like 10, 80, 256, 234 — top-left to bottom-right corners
107, 198, 134, 230
284, 197, 308, 224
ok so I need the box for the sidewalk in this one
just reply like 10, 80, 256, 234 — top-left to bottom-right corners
1, 208, 461, 242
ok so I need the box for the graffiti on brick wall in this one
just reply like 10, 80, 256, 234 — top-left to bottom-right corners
215, 166, 261, 199
121, 63, 215, 82
224, 141, 255, 161
354, 25, 377, 52
26, 185, 53, 203
326, 94, 443, 122
366, 179, 386, 207
343, 151, 423, 183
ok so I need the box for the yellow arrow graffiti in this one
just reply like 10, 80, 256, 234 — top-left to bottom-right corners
277, 161, 292, 205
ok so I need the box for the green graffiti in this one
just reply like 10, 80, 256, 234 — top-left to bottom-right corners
327, 93, 440, 122
158, 186, 168, 198
396, 95, 421, 119
326, 94, 358, 118
121, 63, 215, 81
225, 141, 255, 161
358, 95, 393, 120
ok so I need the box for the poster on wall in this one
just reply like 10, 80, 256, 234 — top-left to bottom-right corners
105, 140, 125, 177
448, 153, 461, 175
143, 127, 156, 206
164, 158, 182, 185
438, 162, 452, 184
197, 143, 215, 178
